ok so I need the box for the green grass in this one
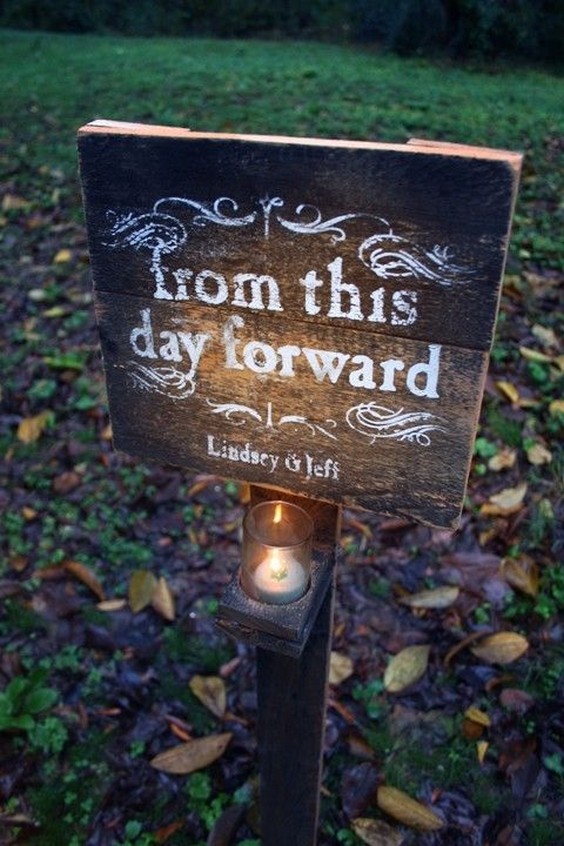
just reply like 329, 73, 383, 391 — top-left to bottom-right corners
1, 29, 562, 270
0, 33, 560, 151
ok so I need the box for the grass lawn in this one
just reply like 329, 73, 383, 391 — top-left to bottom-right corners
0, 29, 563, 846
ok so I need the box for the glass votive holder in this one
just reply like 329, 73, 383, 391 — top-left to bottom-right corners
241, 500, 314, 605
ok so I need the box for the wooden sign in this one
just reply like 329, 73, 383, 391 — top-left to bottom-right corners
78, 121, 521, 528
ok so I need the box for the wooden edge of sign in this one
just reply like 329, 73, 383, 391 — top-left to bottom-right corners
407, 137, 523, 173
77, 119, 522, 165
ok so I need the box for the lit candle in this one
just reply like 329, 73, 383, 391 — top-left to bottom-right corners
252, 546, 308, 605
241, 500, 312, 605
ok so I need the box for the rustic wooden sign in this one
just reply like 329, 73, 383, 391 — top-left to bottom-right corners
78, 121, 521, 528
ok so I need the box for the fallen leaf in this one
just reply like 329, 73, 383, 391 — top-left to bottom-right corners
151, 575, 175, 621
377, 785, 443, 831
465, 706, 491, 727
206, 805, 246, 846
526, 443, 552, 465
463, 718, 485, 740
53, 471, 82, 494
9, 555, 28, 573
43, 305, 68, 318
63, 560, 105, 601
519, 346, 553, 363
150, 732, 232, 775
97, 599, 127, 612
53, 248, 72, 263
549, 399, 564, 416
531, 323, 558, 348
17, 411, 53, 444
342, 762, 379, 819
154, 819, 185, 844
329, 651, 354, 685
501, 556, 539, 597
499, 688, 535, 714
352, 817, 404, 845
471, 632, 529, 665
384, 645, 430, 693
2, 193, 30, 211
189, 675, 226, 719
488, 448, 517, 472
477, 741, 489, 764
129, 570, 157, 613
400, 586, 459, 610
496, 381, 520, 404
480, 482, 527, 517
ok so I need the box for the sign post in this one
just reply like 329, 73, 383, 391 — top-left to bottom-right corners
78, 121, 521, 843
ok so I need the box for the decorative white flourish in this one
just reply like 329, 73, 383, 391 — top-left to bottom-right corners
104, 210, 188, 298
359, 233, 471, 286
276, 203, 387, 244
128, 361, 196, 399
153, 196, 256, 229
207, 400, 338, 441
104, 195, 472, 289
346, 402, 447, 446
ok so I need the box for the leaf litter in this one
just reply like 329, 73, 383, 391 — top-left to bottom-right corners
0, 40, 563, 846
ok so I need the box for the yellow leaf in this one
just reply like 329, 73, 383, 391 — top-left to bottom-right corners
150, 733, 232, 775
501, 557, 539, 597
400, 586, 459, 610
477, 741, 489, 764
531, 324, 558, 349
329, 651, 354, 685
351, 818, 404, 846
2, 193, 30, 211
189, 675, 226, 719
377, 786, 443, 831
151, 576, 175, 621
495, 381, 520, 404
480, 482, 527, 517
97, 599, 127, 612
519, 346, 553, 363
471, 632, 529, 665
43, 305, 68, 318
53, 248, 72, 264
487, 448, 516, 472
128, 570, 157, 613
526, 443, 552, 466
63, 560, 105, 601
17, 411, 52, 444
549, 399, 564, 416
383, 645, 430, 693
465, 706, 491, 727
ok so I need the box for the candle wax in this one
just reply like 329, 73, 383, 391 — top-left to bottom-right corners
252, 548, 308, 605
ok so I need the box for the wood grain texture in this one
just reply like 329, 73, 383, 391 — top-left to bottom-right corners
78, 123, 522, 527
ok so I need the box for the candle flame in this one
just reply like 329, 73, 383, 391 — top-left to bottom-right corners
269, 547, 287, 582
273, 503, 283, 524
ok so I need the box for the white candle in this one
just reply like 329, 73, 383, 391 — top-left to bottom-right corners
252, 547, 308, 605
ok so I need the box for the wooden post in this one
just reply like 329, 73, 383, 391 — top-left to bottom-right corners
252, 487, 341, 845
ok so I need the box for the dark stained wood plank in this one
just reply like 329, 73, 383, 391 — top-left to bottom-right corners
79, 122, 521, 352
78, 122, 522, 528
93, 290, 488, 527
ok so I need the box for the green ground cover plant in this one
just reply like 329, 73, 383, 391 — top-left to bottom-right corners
0, 28, 562, 846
